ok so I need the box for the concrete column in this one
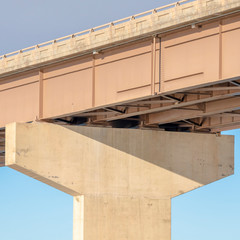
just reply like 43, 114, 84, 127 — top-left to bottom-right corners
73, 196, 84, 240
5, 122, 234, 240
73, 195, 170, 240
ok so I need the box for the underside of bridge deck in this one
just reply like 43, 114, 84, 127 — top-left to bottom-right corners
52, 78, 240, 133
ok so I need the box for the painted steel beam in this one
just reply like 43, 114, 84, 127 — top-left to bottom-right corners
0, 2, 239, 130
147, 96, 240, 125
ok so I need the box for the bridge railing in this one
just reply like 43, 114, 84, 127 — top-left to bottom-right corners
0, 0, 196, 61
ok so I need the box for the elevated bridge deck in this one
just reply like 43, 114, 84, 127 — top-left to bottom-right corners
0, 0, 240, 141
0, 1, 239, 237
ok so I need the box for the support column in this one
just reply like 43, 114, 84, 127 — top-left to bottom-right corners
73, 196, 84, 240
5, 122, 234, 240
73, 195, 170, 240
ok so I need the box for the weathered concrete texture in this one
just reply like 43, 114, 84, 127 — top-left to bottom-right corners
74, 195, 171, 240
0, 0, 239, 77
5, 122, 234, 240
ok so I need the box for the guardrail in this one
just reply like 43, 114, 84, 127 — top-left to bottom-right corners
0, 0, 196, 60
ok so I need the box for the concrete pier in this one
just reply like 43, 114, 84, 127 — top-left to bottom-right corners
5, 122, 234, 240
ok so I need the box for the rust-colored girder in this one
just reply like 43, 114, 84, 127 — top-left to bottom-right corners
0, 0, 240, 134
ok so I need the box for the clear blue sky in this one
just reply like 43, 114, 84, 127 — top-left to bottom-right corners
0, 0, 239, 239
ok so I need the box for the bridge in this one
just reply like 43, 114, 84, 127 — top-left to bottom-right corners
0, 0, 239, 239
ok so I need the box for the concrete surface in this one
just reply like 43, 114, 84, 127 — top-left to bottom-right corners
0, 0, 239, 77
5, 122, 234, 240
